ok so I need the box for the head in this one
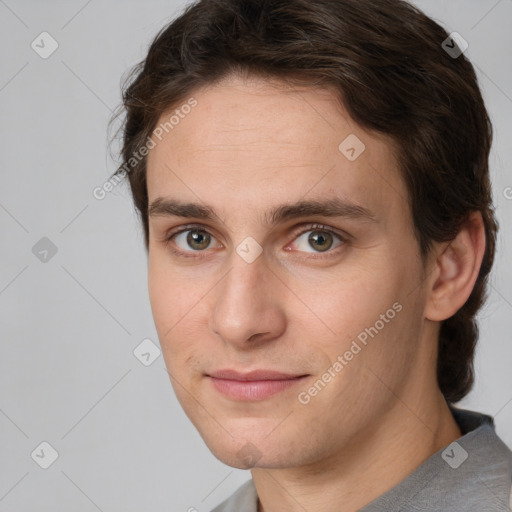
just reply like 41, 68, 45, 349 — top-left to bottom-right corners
113, 0, 497, 468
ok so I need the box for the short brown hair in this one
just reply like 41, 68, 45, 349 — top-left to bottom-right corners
113, 0, 498, 403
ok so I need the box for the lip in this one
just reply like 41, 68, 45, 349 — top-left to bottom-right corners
209, 369, 305, 381
207, 369, 309, 401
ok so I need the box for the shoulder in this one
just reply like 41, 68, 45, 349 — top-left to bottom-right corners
210, 479, 258, 512
363, 408, 512, 511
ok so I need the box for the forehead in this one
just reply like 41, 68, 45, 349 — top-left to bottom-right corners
146, 74, 407, 225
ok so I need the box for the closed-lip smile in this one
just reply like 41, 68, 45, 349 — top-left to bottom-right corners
207, 369, 309, 400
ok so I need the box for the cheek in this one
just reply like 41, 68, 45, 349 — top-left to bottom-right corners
147, 256, 224, 389
148, 250, 201, 329
289, 264, 398, 339
148, 258, 173, 333
293, 260, 419, 381
148, 256, 200, 362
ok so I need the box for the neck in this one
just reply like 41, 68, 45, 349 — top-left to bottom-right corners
252, 389, 461, 512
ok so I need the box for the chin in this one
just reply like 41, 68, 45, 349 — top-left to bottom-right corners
208, 442, 286, 469
196, 422, 305, 470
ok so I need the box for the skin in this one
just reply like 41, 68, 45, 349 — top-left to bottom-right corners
145, 73, 486, 512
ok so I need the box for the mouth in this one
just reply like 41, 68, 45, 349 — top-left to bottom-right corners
206, 369, 310, 401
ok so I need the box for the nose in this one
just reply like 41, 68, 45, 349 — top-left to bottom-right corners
209, 251, 287, 349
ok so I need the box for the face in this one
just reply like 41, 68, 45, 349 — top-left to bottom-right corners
146, 74, 430, 470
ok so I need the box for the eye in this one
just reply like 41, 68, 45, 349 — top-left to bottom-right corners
172, 228, 220, 252
164, 223, 347, 259
291, 225, 345, 253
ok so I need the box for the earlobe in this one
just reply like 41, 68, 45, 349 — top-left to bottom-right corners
425, 211, 486, 322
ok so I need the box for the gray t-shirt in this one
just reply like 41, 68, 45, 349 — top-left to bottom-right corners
211, 408, 512, 511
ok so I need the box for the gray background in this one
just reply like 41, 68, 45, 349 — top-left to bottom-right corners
0, 0, 511, 510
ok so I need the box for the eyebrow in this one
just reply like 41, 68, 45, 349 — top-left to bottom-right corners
148, 197, 377, 225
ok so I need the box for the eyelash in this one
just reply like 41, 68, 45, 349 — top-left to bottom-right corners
164, 223, 348, 260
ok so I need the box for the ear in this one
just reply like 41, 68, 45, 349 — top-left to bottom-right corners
425, 211, 486, 322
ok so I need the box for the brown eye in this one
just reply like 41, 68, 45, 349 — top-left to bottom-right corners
293, 227, 343, 254
308, 231, 334, 252
187, 230, 211, 250
173, 229, 214, 251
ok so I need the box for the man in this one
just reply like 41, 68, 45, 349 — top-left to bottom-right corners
113, 0, 512, 509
